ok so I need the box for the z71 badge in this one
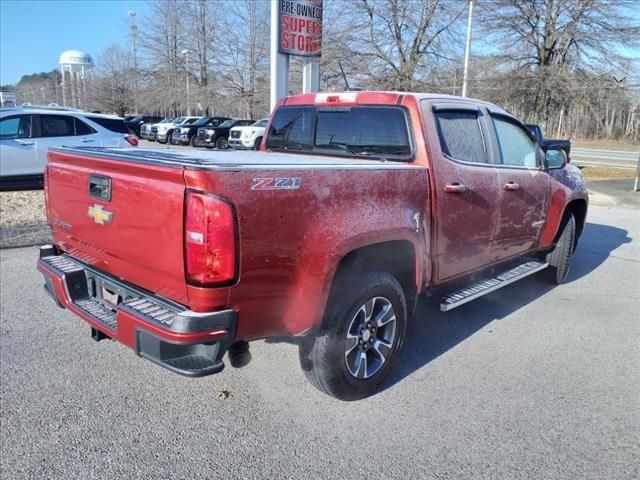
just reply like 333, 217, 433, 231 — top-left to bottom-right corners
251, 177, 302, 191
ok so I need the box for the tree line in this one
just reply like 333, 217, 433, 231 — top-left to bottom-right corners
6, 0, 640, 141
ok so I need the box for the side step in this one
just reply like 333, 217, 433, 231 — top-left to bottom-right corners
440, 261, 548, 312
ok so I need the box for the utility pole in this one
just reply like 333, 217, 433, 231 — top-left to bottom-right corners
634, 152, 640, 192
462, 0, 474, 98
182, 49, 191, 116
129, 11, 138, 112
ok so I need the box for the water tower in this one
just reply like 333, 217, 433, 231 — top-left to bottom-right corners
59, 50, 94, 109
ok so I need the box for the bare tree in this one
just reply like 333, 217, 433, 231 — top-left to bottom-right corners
94, 44, 135, 116
139, 0, 185, 115
182, 0, 217, 114
217, 0, 270, 118
342, 0, 464, 90
478, 0, 640, 122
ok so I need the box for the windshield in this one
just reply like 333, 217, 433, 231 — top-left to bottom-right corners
253, 119, 268, 127
193, 117, 210, 126
219, 120, 236, 128
265, 106, 412, 160
172, 117, 186, 124
183, 118, 199, 125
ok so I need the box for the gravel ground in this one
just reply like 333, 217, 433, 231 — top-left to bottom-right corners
1, 204, 639, 479
0, 191, 50, 248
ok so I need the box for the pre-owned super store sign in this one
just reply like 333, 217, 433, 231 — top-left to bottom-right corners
278, 0, 323, 57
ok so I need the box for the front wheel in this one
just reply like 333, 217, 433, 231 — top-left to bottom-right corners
253, 136, 263, 150
216, 137, 228, 149
190, 135, 199, 148
546, 212, 576, 284
299, 271, 407, 401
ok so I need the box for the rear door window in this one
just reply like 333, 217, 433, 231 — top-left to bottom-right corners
38, 114, 75, 137
434, 110, 487, 163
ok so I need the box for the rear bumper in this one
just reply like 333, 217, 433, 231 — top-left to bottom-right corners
37, 246, 236, 377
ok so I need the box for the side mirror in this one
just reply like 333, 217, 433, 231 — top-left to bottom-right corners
545, 149, 567, 170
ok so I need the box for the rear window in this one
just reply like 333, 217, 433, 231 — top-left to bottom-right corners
266, 106, 411, 160
86, 116, 129, 133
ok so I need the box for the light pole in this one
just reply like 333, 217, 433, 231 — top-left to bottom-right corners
181, 49, 191, 116
462, 0, 474, 98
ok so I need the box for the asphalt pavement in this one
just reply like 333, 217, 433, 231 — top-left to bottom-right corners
1, 205, 639, 480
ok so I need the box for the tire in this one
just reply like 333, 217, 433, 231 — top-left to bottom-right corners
190, 135, 199, 148
546, 212, 576, 284
216, 136, 228, 149
299, 271, 407, 401
168, 130, 177, 145
253, 136, 263, 150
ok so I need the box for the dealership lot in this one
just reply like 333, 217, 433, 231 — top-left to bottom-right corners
1, 204, 638, 479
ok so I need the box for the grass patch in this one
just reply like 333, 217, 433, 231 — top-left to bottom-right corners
579, 166, 636, 180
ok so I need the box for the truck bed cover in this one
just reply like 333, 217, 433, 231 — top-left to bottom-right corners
50, 146, 421, 170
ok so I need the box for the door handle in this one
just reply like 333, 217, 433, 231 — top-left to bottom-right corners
503, 182, 520, 191
444, 183, 468, 193
81, 138, 95, 143
15, 140, 35, 146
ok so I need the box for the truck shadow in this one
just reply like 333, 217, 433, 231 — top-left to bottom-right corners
380, 221, 631, 394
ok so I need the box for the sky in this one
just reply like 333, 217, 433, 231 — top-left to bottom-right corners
0, 0, 145, 85
1, 0, 638, 87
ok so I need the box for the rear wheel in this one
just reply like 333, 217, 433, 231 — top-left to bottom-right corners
299, 271, 407, 401
546, 212, 576, 284
216, 137, 228, 149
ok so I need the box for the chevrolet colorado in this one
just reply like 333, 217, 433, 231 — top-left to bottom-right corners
37, 91, 588, 400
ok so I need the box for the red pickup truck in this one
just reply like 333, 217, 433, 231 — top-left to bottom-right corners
38, 91, 588, 400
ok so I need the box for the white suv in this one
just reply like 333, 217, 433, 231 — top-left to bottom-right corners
0, 106, 137, 190
228, 118, 269, 150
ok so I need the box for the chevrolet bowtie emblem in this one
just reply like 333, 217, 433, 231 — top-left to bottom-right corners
87, 204, 113, 225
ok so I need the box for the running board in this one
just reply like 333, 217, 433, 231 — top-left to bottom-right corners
440, 261, 549, 312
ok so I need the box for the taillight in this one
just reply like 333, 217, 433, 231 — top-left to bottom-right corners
184, 191, 236, 286
125, 135, 138, 146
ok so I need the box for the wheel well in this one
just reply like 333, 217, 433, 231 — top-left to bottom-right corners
565, 199, 587, 247
331, 241, 417, 311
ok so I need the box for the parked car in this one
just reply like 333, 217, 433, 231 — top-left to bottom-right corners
171, 116, 231, 147
0, 106, 137, 190
153, 116, 200, 144
228, 118, 269, 150
37, 91, 588, 400
526, 124, 571, 161
124, 115, 164, 137
196, 119, 255, 149
141, 117, 172, 141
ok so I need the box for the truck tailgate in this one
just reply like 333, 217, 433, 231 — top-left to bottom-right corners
45, 149, 189, 305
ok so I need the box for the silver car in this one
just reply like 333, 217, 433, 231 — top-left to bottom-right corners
0, 105, 136, 190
